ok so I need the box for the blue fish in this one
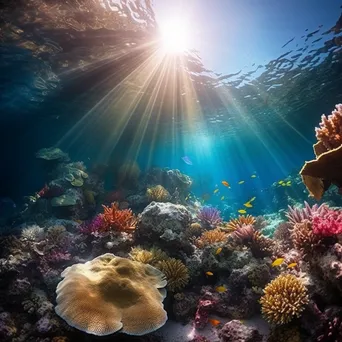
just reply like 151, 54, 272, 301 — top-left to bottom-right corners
182, 156, 193, 165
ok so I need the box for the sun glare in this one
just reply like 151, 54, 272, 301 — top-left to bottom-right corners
159, 17, 190, 54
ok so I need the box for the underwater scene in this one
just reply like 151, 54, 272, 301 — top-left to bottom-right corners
2, 0, 342, 341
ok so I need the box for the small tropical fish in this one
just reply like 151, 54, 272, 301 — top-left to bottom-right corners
238, 209, 247, 214
215, 286, 227, 293
278, 180, 284, 185
251, 174, 257, 178
215, 247, 222, 255
238, 180, 245, 184
272, 258, 285, 267
281, 183, 286, 187
287, 262, 297, 268
222, 180, 230, 187
208, 319, 221, 326
244, 202, 253, 208
221, 196, 225, 200
185, 196, 189, 201
286, 181, 291, 186
206, 271, 214, 276
213, 189, 219, 194
182, 156, 193, 165
250, 196, 256, 202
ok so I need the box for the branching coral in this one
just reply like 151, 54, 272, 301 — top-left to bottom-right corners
146, 185, 170, 202
197, 206, 222, 228
315, 103, 342, 150
196, 228, 228, 248
99, 202, 138, 231
226, 215, 256, 232
55, 254, 167, 336
21, 225, 45, 241
312, 208, 342, 237
79, 215, 105, 236
129, 246, 168, 266
286, 202, 328, 227
290, 219, 323, 257
260, 274, 309, 325
157, 258, 189, 292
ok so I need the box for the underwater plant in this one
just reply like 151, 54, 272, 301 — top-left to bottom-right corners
146, 185, 171, 202
196, 228, 228, 248
157, 258, 189, 292
260, 274, 309, 325
226, 215, 256, 231
99, 202, 138, 231
197, 206, 222, 228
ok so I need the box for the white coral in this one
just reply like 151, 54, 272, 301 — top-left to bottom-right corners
21, 225, 45, 241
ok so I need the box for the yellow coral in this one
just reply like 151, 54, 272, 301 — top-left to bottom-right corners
157, 258, 189, 292
260, 274, 308, 325
55, 254, 168, 336
146, 185, 171, 202
226, 215, 256, 231
129, 247, 168, 266
196, 228, 228, 248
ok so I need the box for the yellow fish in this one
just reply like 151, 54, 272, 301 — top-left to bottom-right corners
272, 258, 285, 267
215, 286, 227, 293
287, 262, 297, 268
282, 183, 286, 186
238, 181, 245, 184
222, 180, 230, 187
251, 174, 257, 178
206, 271, 214, 276
221, 196, 225, 200
215, 247, 222, 255
244, 202, 253, 208
286, 181, 291, 186
238, 209, 247, 214
185, 196, 189, 200
208, 319, 221, 326
214, 189, 219, 194
278, 180, 284, 185
250, 196, 256, 202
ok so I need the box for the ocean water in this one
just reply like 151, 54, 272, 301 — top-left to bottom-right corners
1, 1, 342, 341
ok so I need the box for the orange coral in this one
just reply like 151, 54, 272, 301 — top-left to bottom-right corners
100, 202, 137, 232
226, 215, 256, 231
196, 228, 228, 248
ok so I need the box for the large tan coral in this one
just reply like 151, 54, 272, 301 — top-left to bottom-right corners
55, 254, 168, 336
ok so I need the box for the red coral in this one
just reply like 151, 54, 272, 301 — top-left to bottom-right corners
38, 184, 65, 198
99, 202, 137, 231
312, 209, 342, 237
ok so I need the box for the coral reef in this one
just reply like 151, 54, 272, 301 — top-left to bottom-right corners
146, 185, 171, 202
196, 228, 228, 248
260, 274, 309, 325
218, 320, 263, 342
312, 208, 342, 236
129, 246, 168, 266
225, 215, 256, 231
55, 254, 168, 336
197, 206, 222, 228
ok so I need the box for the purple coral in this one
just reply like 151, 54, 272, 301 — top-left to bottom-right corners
286, 201, 328, 227
197, 206, 222, 228
194, 298, 217, 329
79, 215, 105, 236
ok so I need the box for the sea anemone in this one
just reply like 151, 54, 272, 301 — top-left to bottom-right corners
197, 206, 222, 228
99, 202, 138, 231
196, 228, 228, 248
226, 215, 256, 231
146, 185, 171, 202
286, 201, 328, 227
290, 220, 323, 257
157, 258, 189, 292
260, 274, 309, 325
129, 246, 168, 266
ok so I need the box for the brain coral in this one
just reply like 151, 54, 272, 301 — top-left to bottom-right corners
55, 254, 168, 336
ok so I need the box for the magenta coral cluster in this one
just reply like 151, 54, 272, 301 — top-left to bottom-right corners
197, 206, 222, 228
79, 215, 105, 236
312, 208, 342, 237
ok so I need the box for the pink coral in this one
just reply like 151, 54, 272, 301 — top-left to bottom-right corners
315, 104, 342, 150
194, 298, 217, 329
312, 209, 342, 237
